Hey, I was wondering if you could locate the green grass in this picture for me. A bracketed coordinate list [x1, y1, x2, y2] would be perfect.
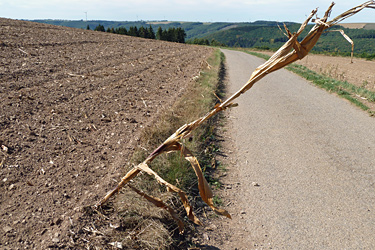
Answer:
[161, 50, 225, 187]
[212, 195, 223, 207]
[243, 50, 271, 61]
[286, 64, 373, 112]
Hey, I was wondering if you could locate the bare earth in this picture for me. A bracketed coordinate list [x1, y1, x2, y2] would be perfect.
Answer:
[339, 23, 367, 29]
[0, 18, 213, 249]
[198, 49, 375, 249]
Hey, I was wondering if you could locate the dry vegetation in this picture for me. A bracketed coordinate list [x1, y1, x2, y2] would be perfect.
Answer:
[98, 0, 375, 239]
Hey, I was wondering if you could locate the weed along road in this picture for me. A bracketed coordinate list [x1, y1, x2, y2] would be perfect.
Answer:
[213, 49, 375, 249]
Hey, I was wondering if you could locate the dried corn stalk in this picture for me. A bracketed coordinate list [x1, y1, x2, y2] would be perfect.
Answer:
[98, 1, 375, 233]
[326, 29, 355, 62]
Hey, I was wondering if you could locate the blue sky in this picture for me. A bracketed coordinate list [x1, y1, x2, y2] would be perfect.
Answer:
[0, 0, 374, 23]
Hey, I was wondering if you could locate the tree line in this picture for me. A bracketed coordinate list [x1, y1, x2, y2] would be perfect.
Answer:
[186, 38, 227, 47]
[90, 24, 186, 43]
[201, 24, 375, 59]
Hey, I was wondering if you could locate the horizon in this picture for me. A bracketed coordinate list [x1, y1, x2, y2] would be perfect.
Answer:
[10, 18, 375, 25]
[1, 1, 374, 24]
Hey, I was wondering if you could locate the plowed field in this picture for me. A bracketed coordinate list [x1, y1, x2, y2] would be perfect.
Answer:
[0, 18, 212, 249]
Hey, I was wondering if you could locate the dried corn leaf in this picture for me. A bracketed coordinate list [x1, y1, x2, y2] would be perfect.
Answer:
[136, 162, 203, 226]
[327, 29, 355, 62]
[99, 167, 141, 206]
[330, 30, 354, 47]
[181, 144, 231, 219]
[128, 184, 185, 233]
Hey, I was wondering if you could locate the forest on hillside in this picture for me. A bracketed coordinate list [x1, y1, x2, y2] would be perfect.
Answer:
[92, 24, 186, 43]
[203, 24, 375, 59]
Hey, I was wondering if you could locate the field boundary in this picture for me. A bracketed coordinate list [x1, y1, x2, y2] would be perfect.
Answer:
[97, 48, 227, 249]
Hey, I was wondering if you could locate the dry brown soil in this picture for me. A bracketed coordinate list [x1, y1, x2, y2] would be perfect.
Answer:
[0, 18, 213, 249]
[339, 23, 367, 29]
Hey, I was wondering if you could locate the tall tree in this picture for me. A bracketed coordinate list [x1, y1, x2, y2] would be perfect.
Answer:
[169, 28, 176, 42]
[148, 25, 156, 39]
[128, 26, 139, 37]
[156, 27, 163, 40]
[117, 27, 127, 35]
[94, 24, 105, 32]
[138, 26, 147, 38]
[176, 27, 186, 43]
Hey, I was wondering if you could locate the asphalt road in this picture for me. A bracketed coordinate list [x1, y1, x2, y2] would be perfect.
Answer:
[215, 49, 375, 249]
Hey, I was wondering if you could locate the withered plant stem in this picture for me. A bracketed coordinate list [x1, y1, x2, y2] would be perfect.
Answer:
[98, 1, 375, 233]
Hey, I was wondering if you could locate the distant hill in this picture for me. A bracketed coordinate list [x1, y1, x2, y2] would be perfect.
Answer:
[202, 23, 375, 59]
[31, 19, 375, 59]
[30, 19, 297, 39]
[30, 19, 237, 39]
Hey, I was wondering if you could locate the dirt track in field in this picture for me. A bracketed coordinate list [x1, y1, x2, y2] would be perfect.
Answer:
[0, 18, 213, 249]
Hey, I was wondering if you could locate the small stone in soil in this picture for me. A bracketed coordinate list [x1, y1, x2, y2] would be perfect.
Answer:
[52, 238, 60, 243]
[3, 226, 13, 233]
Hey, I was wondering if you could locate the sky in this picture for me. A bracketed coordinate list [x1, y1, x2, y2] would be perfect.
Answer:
[0, 0, 374, 23]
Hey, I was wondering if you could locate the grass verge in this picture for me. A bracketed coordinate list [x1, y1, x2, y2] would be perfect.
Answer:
[241, 49, 375, 116]
[108, 48, 226, 249]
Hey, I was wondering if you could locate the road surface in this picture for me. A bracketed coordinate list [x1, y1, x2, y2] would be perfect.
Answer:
[205, 49, 375, 249]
